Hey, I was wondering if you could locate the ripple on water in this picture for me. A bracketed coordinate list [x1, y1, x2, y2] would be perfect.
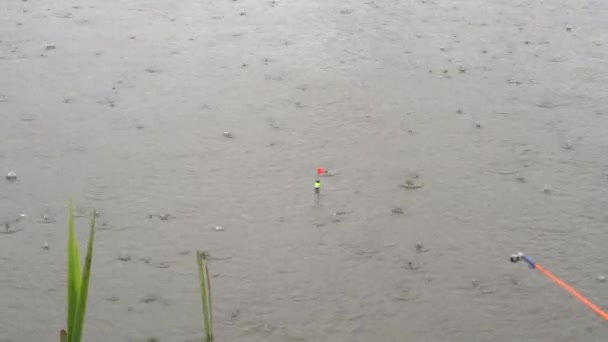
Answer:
[84, 187, 118, 201]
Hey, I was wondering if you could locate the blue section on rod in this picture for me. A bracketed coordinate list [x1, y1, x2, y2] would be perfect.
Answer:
[521, 255, 536, 269]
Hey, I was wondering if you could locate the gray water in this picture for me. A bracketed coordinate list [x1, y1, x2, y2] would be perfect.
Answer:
[1, 0, 608, 341]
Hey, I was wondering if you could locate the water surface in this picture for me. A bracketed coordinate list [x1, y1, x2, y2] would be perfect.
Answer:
[1, 0, 608, 341]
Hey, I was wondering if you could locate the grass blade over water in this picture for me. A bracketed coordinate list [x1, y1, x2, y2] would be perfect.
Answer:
[62, 202, 96, 342]
[65, 202, 80, 339]
[197, 251, 213, 342]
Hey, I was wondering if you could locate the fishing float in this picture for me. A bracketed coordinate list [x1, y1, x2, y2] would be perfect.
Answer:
[510, 252, 608, 321]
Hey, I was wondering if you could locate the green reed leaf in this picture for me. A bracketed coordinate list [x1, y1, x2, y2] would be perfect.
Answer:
[66, 201, 80, 340]
[197, 251, 213, 342]
[69, 210, 96, 342]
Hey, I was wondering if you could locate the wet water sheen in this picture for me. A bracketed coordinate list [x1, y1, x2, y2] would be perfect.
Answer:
[1, 0, 608, 341]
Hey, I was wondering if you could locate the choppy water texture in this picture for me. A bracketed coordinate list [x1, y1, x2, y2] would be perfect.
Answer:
[1, 0, 608, 341]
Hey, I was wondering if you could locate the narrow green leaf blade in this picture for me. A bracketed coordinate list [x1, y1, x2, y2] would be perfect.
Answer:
[197, 251, 212, 342]
[70, 210, 96, 342]
[66, 201, 80, 338]
[205, 263, 213, 339]
[60, 329, 67, 342]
